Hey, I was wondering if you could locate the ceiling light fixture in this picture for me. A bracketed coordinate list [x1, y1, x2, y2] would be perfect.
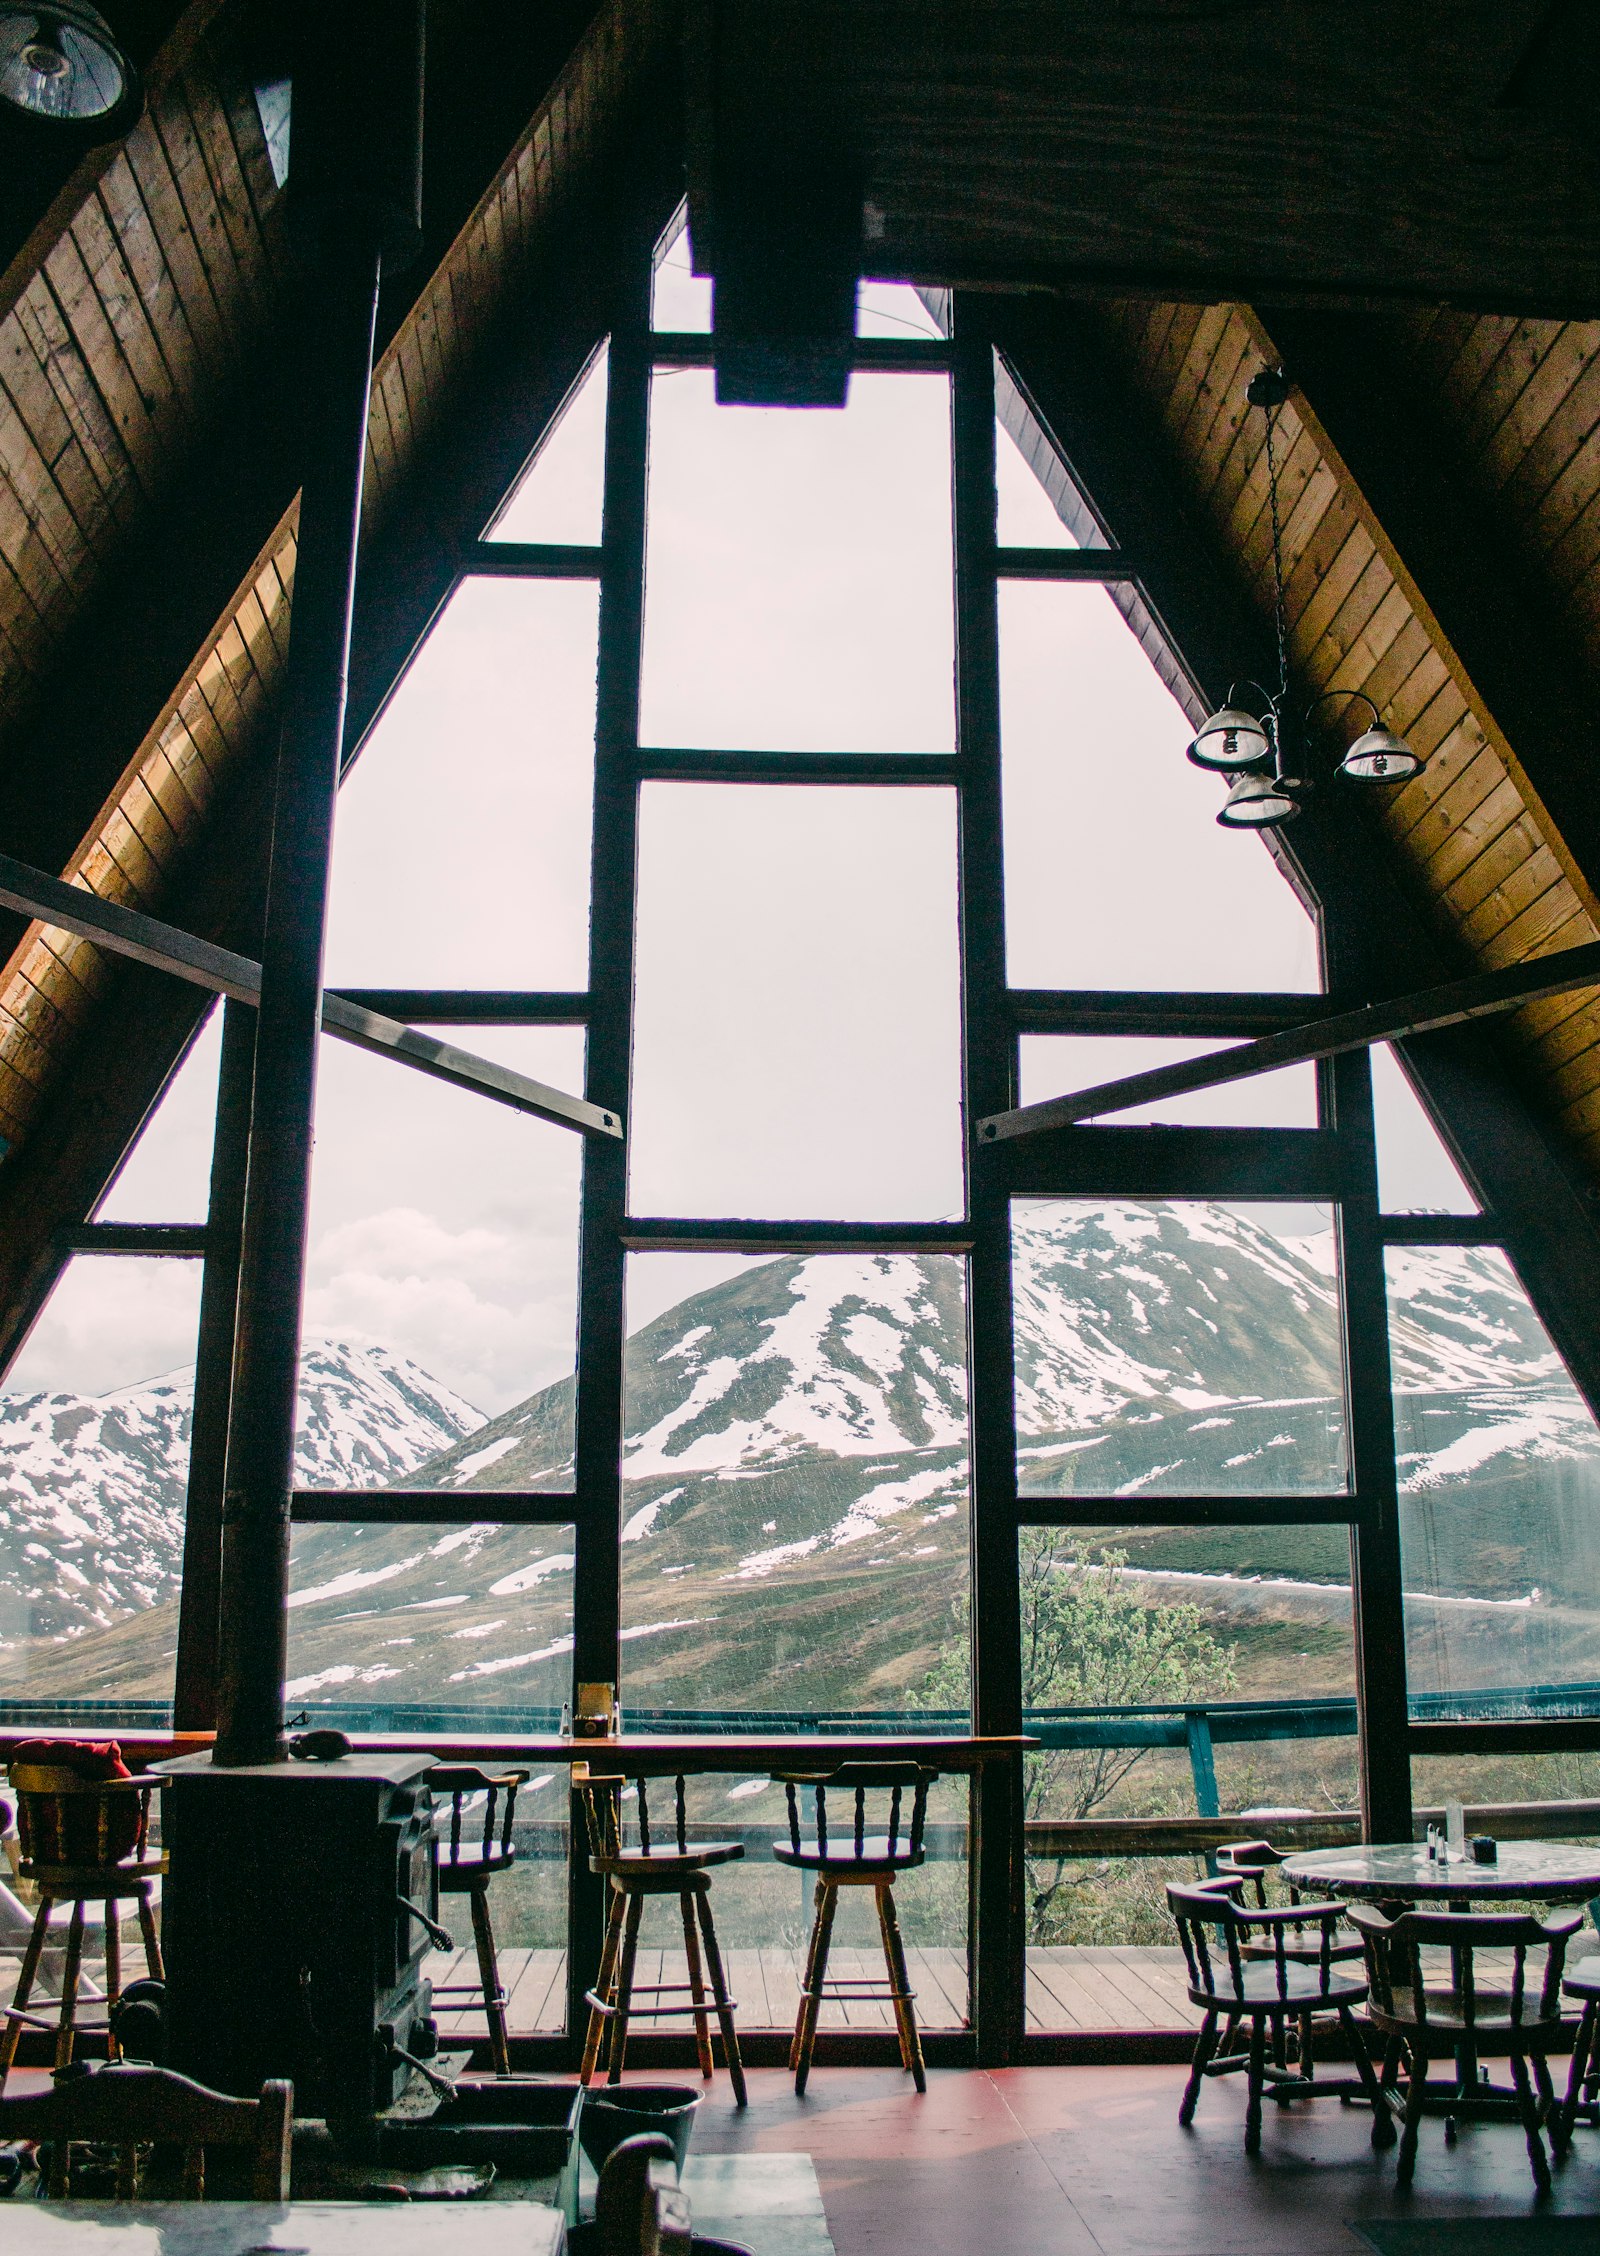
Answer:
[1186, 367, 1423, 830]
[0, 4, 139, 131]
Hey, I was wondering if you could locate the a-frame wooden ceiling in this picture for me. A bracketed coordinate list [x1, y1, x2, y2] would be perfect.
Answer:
[5, 0, 1600, 1371]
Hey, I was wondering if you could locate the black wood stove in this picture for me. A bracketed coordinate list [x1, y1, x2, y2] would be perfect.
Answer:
[156, 1752, 441, 2134]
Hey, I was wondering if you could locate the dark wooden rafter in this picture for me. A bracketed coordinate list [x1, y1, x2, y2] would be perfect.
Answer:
[0, 852, 617, 1136]
[986, 296, 1600, 1431]
[981, 937, 1600, 1140]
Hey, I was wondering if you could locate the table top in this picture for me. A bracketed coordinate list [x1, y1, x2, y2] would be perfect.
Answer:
[2, 2202, 564, 2256]
[1281, 1838, 1600, 1901]
[19, 1732, 1035, 1776]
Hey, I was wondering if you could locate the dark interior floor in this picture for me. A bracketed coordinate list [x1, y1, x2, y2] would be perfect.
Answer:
[688, 2065, 1600, 2256]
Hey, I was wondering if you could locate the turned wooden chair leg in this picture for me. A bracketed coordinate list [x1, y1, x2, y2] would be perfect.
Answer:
[680, 1890, 715, 2080]
[1397, 2040, 1430, 2186]
[54, 1901, 86, 2075]
[1244, 2016, 1267, 2155]
[1179, 2012, 1220, 2127]
[1510, 2051, 1552, 2194]
[606, 1891, 645, 2085]
[469, 1884, 512, 2077]
[0, 1895, 51, 2089]
[792, 1880, 838, 2098]
[103, 1904, 122, 2056]
[1557, 2000, 1597, 2155]
[876, 1881, 925, 2094]
[581, 1885, 627, 2085]
[135, 1885, 163, 1981]
[693, 1883, 747, 2107]
[1339, 2005, 1396, 2147]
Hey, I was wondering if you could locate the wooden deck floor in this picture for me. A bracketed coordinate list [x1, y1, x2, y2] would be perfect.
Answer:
[420, 1943, 1200, 2034]
[8, 1939, 1569, 2038]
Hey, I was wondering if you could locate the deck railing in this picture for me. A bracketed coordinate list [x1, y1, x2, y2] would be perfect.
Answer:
[4, 1687, 1600, 1863]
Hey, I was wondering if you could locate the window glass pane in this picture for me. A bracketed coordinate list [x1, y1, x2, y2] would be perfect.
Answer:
[855, 281, 943, 339]
[996, 422, 1079, 548]
[640, 372, 954, 753]
[652, 210, 711, 331]
[1013, 1199, 1347, 1497]
[287, 1520, 572, 2021]
[629, 786, 963, 1220]
[619, 1250, 969, 1716]
[285, 1523, 573, 1721]
[1373, 1042, 1478, 1215]
[0, 1255, 203, 1720]
[325, 580, 596, 989]
[1018, 1035, 1318, 1129]
[1388, 1245, 1600, 1711]
[1022, 1521, 1357, 2030]
[1000, 582, 1320, 991]
[95, 1007, 221, 1223]
[1410, 1752, 1600, 1840]
[618, 1249, 971, 2018]
[485, 348, 607, 545]
[297, 1027, 584, 1487]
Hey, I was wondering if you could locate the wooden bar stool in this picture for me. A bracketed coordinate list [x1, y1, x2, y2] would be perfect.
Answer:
[575, 1765, 747, 2104]
[0, 1747, 165, 2092]
[425, 1764, 530, 2077]
[772, 1763, 935, 2096]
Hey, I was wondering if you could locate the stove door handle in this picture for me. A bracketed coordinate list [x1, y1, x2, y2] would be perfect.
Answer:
[396, 1893, 454, 1951]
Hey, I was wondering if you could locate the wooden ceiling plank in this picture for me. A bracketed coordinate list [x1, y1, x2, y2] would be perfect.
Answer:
[206, 36, 282, 255]
[1425, 782, 1532, 907]
[1458, 844, 1573, 955]
[117, 766, 185, 874]
[0, 399, 76, 617]
[1453, 317, 1558, 463]
[1535, 1023, 1600, 1108]
[1305, 550, 1394, 682]
[0, 310, 111, 566]
[1398, 724, 1503, 842]
[1144, 302, 1207, 408]
[1522, 990, 1600, 1067]
[1474, 883, 1589, 968]
[1346, 607, 1434, 723]
[22, 271, 140, 529]
[93, 159, 202, 411]
[1287, 518, 1374, 662]
[67, 200, 186, 472]
[122, 113, 230, 385]
[180, 63, 271, 300]
[1477, 323, 1600, 491]
[43, 233, 167, 499]
[1171, 306, 1246, 462]
[1502, 351, 1600, 529]
[141, 733, 209, 834]
[149, 79, 248, 356]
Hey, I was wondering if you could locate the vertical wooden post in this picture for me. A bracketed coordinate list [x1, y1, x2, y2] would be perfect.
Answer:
[213, 237, 384, 1766]
[568, 273, 652, 2036]
[172, 998, 256, 1734]
[1327, 1044, 1413, 1842]
[951, 300, 1026, 2062]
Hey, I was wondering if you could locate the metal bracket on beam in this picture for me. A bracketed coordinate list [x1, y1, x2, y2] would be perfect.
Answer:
[0, 852, 621, 1141]
[978, 938, 1600, 1145]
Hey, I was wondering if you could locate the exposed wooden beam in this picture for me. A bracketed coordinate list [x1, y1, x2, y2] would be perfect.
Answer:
[982, 939, 1600, 1142]
[0, 853, 618, 1139]
[59, 1224, 209, 1256]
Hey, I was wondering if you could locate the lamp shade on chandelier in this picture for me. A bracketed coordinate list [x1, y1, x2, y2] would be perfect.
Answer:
[1185, 368, 1422, 829]
[0, 4, 139, 129]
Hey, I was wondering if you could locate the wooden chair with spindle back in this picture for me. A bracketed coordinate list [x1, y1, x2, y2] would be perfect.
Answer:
[1212, 1836, 1370, 2088]
[1349, 1901, 1580, 2191]
[424, 1764, 530, 2076]
[771, 1763, 935, 2095]
[1167, 1879, 1391, 2154]
[0, 1748, 166, 2092]
[575, 1765, 747, 2103]
[0, 2061, 292, 2200]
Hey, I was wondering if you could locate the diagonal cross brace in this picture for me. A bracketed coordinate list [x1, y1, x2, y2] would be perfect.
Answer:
[977, 938, 1600, 1144]
[0, 851, 620, 1140]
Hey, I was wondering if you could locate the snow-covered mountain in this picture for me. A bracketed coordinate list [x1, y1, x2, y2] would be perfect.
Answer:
[8, 1207, 1600, 1710]
[0, 1340, 482, 1658]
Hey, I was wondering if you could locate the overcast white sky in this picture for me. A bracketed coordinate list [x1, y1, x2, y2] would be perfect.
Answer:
[4, 234, 1475, 1405]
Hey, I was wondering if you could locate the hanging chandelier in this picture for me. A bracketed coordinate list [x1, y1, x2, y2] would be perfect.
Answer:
[1186, 366, 1423, 830]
